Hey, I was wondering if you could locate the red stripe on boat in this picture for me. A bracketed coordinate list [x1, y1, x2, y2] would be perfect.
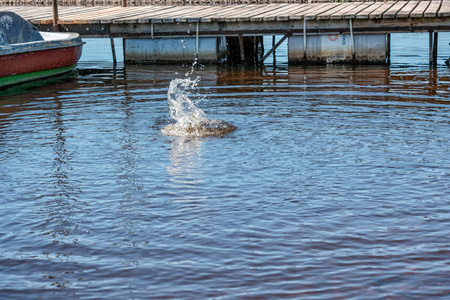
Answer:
[0, 45, 83, 77]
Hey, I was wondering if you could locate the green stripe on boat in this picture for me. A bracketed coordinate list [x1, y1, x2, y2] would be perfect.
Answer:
[0, 64, 77, 88]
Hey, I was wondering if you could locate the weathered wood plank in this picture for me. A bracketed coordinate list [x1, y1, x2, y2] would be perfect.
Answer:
[194, 6, 239, 22]
[109, 7, 158, 24]
[229, 4, 278, 22]
[249, 4, 296, 22]
[356, 2, 385, 19]
[344, 2, 376, 19]
[58, 7, 120, 24]
[263, 4, 303, 22]
[135, 6, 181, 22]
[225, 4, 281, 22]
[25, 9, 58, 24]
[11, 7, 52, 20]
[316, 2, 352, 20]
[424, 0, 441, 17]
[369, 1, 397, 19]
[3, 2, 450, 36]
[290, 3, 337, 20]
[277, 4, 309, 21]
[112, 7, 169, 24]
[182, 6, 238, 23]
[57, 7, 108, 24]
[139, 6, 193, 23]
[107, 6, 172, 24]
[438, 0, 450, 17]
[283, 4, 317, 21]
[305, 3, 340, 21]
[60, 7, 125, 24]
[152, 6, 202, 23]
[160, 6, 213, 23]
[205, 5, 248, 22]
[410, 1, 431, 18]
[270, 4, 307, 22]
[195, 6, 235, 23]
[396, 1, 419, 18]
[96, 7, 162, 24]
[383, 1, 408, 19]
[330, 2, 362, 20]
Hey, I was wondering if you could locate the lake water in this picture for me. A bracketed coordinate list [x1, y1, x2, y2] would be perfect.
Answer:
[1, 33, 450, 299]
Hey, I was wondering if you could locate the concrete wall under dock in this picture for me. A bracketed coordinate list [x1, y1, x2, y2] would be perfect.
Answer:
[289, 34, 389, 65]
[124, 37, 227, 64]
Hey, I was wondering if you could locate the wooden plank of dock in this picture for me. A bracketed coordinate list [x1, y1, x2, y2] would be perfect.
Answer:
[331, 2, 365, 20]
[344, 2, 376, 19]
[136, 6, 189, 23]
[202, 5, 248, 22]
[59, 7, 125, 24]
[396, 1, 419, 18]
[316, 2, 350, 20]
[305, 3, 340, 21]
[277, 4, 309, 21]
[225, 4, 283, 22]
[250, 4, 300, 22]
[438, 0, 450, 17]
[263, 4, 304, 22]
[356, 2, 386, 19]
[369, 1, 397, 19]
[424, 0, 442, 17]
[383, 1, 408, 19]
[2, 1, 450, 38]
[410, 1, 431, 18]
[189, 6, 238, 23]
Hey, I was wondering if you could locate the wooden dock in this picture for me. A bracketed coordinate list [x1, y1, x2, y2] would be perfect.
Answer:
[2, 1, 450, 37]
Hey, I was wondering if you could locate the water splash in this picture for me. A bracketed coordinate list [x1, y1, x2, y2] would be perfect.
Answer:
[161, 76, 235, 137]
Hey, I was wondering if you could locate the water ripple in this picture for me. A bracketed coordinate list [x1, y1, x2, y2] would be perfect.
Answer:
[1, 59, 450, 299]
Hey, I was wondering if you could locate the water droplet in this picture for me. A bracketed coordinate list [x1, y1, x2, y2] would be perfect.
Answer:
[161, 77, 235, 137]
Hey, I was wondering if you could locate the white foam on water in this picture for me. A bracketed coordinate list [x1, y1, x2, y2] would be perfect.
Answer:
[161, 76, 235, 137]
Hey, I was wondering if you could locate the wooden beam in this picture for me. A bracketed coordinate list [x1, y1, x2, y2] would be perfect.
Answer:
[260, 33, 290, 65]
[238, 35, 245, 64]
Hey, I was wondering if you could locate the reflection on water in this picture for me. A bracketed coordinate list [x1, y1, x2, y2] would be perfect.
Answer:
[167, 137, 204, 192]
[1, 38, 450, 298]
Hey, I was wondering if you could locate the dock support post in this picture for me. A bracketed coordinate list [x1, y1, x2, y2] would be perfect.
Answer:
[260, 37, 264, 60]
[110, 37, 117, 65]
[386, 33, 391, 64]
[303, 19, 307, 60]
[239, 35, 245, 64]
[151, 21, 154, 39]
[52, 0, 59, 31]
[433, 32, 438, 64]
[429, 31, 432, 64]
[349, 19, 355, 61]
[429, 31, 438, 65]
[272, 35, 276, 57]
[196, 22, 200, 61]
[254, 36, 259, 65]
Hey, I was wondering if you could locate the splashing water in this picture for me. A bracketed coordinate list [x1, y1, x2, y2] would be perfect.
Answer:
[161, 76, 235, 137]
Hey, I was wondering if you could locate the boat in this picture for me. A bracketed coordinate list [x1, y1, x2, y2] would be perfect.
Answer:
[0, 11, 84, 88]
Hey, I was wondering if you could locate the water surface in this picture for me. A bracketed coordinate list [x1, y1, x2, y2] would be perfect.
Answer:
[1, 34, 450, 299]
